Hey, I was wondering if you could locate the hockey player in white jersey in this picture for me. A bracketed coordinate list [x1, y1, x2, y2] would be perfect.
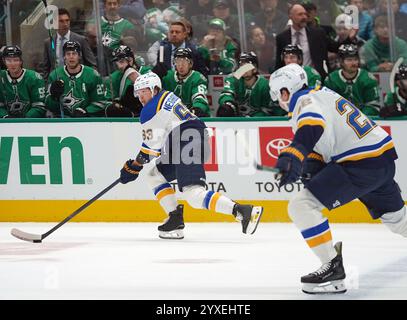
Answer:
[119, 72, 263, 239]
[269, 64, 406, 294]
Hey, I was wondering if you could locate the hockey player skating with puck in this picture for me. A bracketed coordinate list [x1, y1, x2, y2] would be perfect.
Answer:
[119, 72, 263, 239]
[269, 64, 406, 294]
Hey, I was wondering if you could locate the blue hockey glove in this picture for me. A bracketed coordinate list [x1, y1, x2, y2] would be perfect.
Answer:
[301, 153, 326, 186]
[120, 159, 143, 184]
[275, 143, 307, 187]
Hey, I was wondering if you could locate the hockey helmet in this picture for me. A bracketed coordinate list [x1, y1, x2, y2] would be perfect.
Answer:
[281, 44, 303, 62]
[133, 72, 162, 97]
[396, 64, 407, 81]
[63, 41, 81, 55]
[2, 45, 22, 59]
[238, 51, 258, 68]
[269, 64, 308, 111]
[112, 45, 134, 62]
[338, 44, 359, 60]
[174, 47, 193, 62]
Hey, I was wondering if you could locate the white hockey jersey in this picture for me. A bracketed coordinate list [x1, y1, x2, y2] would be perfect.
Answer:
[138, 90, 203, 159]
[288, 86, 396, 164]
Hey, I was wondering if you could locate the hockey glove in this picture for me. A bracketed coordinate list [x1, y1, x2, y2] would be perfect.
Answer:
[301, 153, 326, 186]
[50, 80, 65, 100]
[120, 159, 143, 184]
[275, 143, 307, 187]
[216, 101, 238, 117]
[190, 107, 209, 117]
[72, 107, 88, 118]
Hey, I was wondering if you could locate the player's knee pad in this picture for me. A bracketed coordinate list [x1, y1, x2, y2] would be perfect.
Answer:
[288, 188, 325, 229]
[380, 206, 407, 237]
[182, 185, 207, 209]
[143, 163, 168, 189]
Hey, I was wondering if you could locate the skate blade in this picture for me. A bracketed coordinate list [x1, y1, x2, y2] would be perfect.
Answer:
[302, 280, 347, 294]
[159, 229, 184, 240]
[245, 206, 264, 235]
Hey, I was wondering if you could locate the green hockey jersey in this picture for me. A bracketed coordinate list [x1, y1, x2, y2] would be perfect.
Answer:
[304, 65, 322, 87]
[107, 65, 151, 100]
[384, 86, 407, 112]
[101, 17, 135, 50]
[162, 69, 210, 116]
[0, 69, 46, 118]
[198, 39, 237, 75]
[324, 68, 380, 115]
[218, 75, 275, 117]
[46, 65, 108, 117]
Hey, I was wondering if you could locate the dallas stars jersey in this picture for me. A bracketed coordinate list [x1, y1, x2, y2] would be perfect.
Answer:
[289, 86, 397, 166]
[324, 68, 380, 116]
[162, 70, 210, 116]
[107, 65, 151, 100]
[101, 17, 135, 50]
[0, 69, 46, 118]
[138, 90, 206, 161]
[218, 75, 272, 116]
[46, 65, 107, 117]
[384, 86, 407, 111]
[304, 65, 321, 87]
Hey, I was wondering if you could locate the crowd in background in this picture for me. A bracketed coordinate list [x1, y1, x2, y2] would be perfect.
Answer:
[1, 0, 407, 118]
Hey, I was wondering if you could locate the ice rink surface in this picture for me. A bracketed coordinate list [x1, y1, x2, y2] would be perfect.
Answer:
[1, 222, 407, 300]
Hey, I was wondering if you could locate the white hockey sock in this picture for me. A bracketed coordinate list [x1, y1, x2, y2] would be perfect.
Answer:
[288, 189, 337, 264]
[182, 186, 235, 215]
[153, 183, 178, 214]
[380, 206, 407, 237]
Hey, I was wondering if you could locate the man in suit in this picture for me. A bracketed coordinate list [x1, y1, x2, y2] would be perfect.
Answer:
[41, 8, 96, 80]
[275, 4, 355, 79]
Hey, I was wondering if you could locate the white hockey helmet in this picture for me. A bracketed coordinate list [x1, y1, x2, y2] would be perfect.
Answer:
[269, 64, 308, 111]
[133, 72, 162, 97]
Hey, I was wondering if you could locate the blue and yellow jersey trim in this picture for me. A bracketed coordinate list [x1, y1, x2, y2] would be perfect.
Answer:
[154, 183, 175, 201]
[203, 191, 221, 211]
[140, 142, 161, 157]
[296, 112, 326, 129]
[140, 90, 171, 124]
[332, 136, 395, 163]
[288, 85, 321, 113]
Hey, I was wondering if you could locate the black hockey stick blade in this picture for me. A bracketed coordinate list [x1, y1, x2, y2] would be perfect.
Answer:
[11, 228, 43, 243]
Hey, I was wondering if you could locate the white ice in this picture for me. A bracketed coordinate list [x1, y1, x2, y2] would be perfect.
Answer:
[1, 222, 407, 300]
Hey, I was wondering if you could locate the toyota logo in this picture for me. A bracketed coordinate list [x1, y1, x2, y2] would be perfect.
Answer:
[266, 138, 292, 159]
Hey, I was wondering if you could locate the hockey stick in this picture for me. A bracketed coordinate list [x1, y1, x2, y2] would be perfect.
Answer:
[11, 178, 121, 243]
[390, 57, 403, 112]
[42, 0, 64, 118]
[234, 129, 281, 174]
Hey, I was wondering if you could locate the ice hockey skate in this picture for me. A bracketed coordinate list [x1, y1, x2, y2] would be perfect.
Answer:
[232, 204, 263, 234]
[158, 204, 185, 239]
[301, 242, 346, 294]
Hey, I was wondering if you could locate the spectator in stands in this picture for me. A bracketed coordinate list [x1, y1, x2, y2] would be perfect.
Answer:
[380, 63, 407, 117]
[40, 8, 96, 80]
[188, 0, 214, 41]
[147, 21, 208, 77]
[0, 45, 46, 118]
[252, 0, 289, 38]
[302, 1, 336, 40]
[275, 3, 348, 79]
[217, 52, 277, 117]
[374, 0, 407, 41]
[45, 41, 107, 118]
[281, 44, 321, 87]
[360, 15, 407, 72]
[328, 13, 366, 70]
[118, 0, 146, 21]
[349, 0, 374, 41]
[248, 25, 275, 74]
[162, 48, 210, 117]
[325, 44, 381, 116]
[198, 18, 238, 75]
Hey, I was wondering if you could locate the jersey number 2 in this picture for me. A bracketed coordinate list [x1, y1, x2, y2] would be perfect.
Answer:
[335, 97, 375, 138]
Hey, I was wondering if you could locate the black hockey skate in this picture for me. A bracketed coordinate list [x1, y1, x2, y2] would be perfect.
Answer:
[158, 204, 185, 239]
[232, 204, 264, 234]
[301, 242, 346, 294]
